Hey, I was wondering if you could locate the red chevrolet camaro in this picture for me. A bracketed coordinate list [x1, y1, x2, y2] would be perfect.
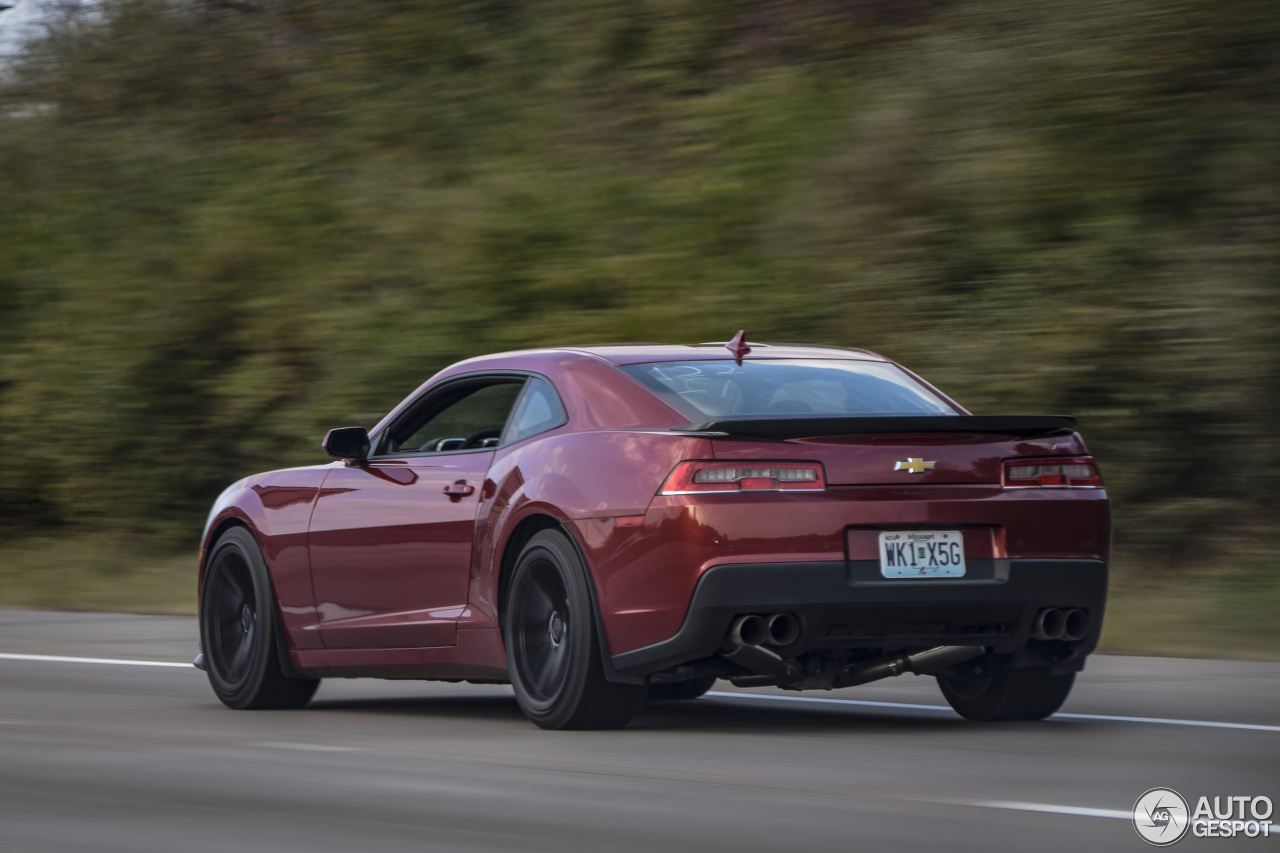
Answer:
[196, 335, 1109, 729]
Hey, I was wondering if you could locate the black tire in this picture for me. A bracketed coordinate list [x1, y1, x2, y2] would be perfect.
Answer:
[937, 660, 1075, 721]
[200, 527, 320, 710]
[646, 676, 717, 702]
[504, 530, 647, 730]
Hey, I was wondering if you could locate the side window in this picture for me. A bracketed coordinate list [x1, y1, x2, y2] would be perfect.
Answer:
[502, 376, 568, 445]
[382, 380, 525, 455]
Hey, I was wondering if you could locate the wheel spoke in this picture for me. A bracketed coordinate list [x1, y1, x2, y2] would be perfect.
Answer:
[527, 646, 553, 690]
[543, 644, 566, 687]
[521, 626, 551, 684]
[217, 609, 241, 639]
[526, 575, 556, 619]
[215, 577, 241, 616]
[227, 629, 252, 676]
[226, 566, 253, 608]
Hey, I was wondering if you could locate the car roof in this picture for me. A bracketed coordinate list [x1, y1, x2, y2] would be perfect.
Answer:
[373, 341, 921, 438]
[540, 342, 889, 366]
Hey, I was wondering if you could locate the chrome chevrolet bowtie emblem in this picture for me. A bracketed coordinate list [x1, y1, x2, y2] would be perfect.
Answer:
[894, 457, 936, 474]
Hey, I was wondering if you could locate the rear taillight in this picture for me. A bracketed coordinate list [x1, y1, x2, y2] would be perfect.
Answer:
[659, 461, 827, 495]
[1002, 456, 1103, 488]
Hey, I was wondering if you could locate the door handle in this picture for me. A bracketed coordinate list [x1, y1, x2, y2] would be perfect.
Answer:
[443, 480, 475, 497]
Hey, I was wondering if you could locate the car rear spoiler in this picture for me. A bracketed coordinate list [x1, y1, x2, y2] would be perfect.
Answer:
[668, 415, 1078, 440]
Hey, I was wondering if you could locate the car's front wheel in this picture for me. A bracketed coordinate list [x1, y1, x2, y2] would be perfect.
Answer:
[200, 527, 320, 710]
[504, 530, 647, 730]
[937, 659, 1074, 721]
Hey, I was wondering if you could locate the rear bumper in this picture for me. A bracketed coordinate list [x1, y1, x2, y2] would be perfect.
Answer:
[610, 559, 1107, 675]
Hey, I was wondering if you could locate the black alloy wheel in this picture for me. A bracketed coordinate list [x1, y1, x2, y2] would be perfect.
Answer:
[937, 657, 1075, 721]
[208, 549, 256, 684]
[504, 530, 647, 730]
[200, 527, 319, 710]
[509, 556, 572, 706]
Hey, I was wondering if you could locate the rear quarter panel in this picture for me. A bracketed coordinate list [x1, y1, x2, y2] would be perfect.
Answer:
[478, 431, 714, 648]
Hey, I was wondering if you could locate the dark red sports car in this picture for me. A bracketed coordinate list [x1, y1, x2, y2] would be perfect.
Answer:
[196, 335, 1109, 729]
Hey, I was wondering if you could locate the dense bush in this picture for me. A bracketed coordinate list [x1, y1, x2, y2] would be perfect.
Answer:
[1, 0, 1276, 566]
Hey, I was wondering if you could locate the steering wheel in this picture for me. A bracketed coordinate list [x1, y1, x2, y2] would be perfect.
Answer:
[462, 428, 502, 449]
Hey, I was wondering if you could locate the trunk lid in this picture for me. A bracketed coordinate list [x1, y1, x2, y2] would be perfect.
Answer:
[700, 417, 1082, 486]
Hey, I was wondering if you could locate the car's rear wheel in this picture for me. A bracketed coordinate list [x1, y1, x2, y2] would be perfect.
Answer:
[646, 676, 718, 702]
[504, 530, 647, 730]
[200, 527, 319, 710]
[937, 660, 1075, 721]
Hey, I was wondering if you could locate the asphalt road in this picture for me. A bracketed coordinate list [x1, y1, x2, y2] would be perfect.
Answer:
[0, 609, 1276, 853]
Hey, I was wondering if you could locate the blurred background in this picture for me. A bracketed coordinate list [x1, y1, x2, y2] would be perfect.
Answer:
[0, 0, 1276, 656]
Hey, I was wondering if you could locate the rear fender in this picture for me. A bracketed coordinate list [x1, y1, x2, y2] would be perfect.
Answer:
[487, 503, 645, 685]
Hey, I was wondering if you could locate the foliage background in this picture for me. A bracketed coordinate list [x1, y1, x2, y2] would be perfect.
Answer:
[0, 0, 1276, 653]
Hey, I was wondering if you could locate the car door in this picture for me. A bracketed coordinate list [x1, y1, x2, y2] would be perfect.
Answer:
[308, 376, 527, 649]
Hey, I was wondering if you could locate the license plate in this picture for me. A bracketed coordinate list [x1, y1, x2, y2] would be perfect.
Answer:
[878, 531, 965, 578]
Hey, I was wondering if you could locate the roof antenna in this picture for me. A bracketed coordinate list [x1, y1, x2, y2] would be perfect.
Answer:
[724, 330, 751, 365]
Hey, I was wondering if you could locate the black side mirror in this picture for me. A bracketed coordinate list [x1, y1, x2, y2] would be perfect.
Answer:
[322, 427, 370, 462]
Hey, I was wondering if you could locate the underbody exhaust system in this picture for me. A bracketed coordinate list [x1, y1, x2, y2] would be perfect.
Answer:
[1032, 607, 1090, 641]
[720, 614, 985, 688]
[838, 645, 986, 687]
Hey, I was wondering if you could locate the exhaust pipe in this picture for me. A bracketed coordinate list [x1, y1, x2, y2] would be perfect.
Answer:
[765, 613, 800, 647]
[727, 614, 768, 647]
[1032, 608, 1066, 640]
[841, 645, 985, 687]
[1062, 608, 1090, 642]
[721, 615, 798, 678]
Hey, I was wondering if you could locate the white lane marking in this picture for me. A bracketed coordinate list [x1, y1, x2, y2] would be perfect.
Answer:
[970, 800, 1131, 820]
[966, 801, 1280, 839]
[708, 691, 950, 713]
[705, 691, 1280, 733]
[3, 656, 1276, 734]
[0, 652, 194, 668]
[1053, 710, 1280, 732]
[253, 742, 362, 753]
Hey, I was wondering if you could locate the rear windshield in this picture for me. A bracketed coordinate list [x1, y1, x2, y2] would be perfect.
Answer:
[620, 359, 957, 420]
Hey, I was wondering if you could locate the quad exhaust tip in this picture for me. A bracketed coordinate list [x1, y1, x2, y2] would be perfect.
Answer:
[766, 613, 801, 647]
[1062, 608, 1090, 642]
[722, 615, 797, 679]
[1033, 608, 1066, 640]
[1033, 607, 1089, 641]
[727, 614, 769, 648]
[727, 613, 801, 649]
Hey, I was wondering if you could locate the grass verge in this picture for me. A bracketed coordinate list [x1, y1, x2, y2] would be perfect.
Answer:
[1101, 556, 1280, 661]
[0, 534, 196, 616]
